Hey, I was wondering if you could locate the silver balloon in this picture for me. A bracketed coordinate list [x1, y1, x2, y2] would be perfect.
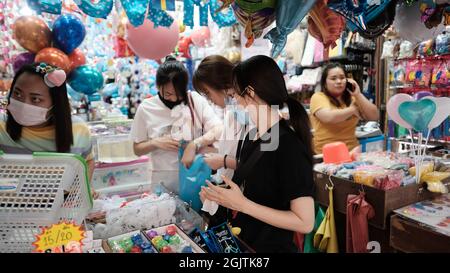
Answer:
[393, 2, 445, 45]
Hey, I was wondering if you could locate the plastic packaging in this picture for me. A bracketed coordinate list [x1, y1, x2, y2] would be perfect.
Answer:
[398, 40, 414, 59]
[435, 31, 450, 55]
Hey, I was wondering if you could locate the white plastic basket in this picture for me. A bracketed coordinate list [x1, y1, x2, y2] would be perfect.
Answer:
[0, 151, 93, 253]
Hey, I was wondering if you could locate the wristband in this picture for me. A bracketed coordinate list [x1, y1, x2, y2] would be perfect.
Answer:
[224, 154, 228, 169]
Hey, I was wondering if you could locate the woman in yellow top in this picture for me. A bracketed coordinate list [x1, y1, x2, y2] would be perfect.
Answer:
[310, 63, 379, 154]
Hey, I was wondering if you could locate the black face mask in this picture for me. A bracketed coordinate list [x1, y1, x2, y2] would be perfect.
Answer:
[158, 92, 183, 109]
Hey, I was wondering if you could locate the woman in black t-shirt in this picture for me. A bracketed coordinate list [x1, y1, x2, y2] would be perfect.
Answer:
[200, 55, 315, 252]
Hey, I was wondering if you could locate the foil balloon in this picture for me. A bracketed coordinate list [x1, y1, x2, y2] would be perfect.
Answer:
[68, 65, 104, 95]
[178, 36, 192, 58]
[68, 48, 86, 72]
[13, 52, 36, 74]
[232, 3, 276, 48]
[126, 19, 179, 60]
[67, 83, 84, 101]
[120, 0, 149, 27]
[308, 0, 345, 51]
[52, 14, 86, 54]
[191, 27, 210, 47]
[264, 0, 317, 58]
[235, 0, 277, 13]
[148, 8, 174, 28]
[386, 93, 414, 129]
[26, 0, 62, 14]
[184, 0, 209, 27]
[73, 0, 113, 19]
[423, 97, 450, 130]
[393, 1, 445, 44]
[413, 91, 433, 100]
[113, 37, 135, 58]
[35, 47, 71, 73]
[13, 16, 52, 53]
[209, 0, 237, 28]
[399, 99, 436, 132]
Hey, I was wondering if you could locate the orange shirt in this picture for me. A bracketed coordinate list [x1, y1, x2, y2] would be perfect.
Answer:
[310, 92, 359, 154]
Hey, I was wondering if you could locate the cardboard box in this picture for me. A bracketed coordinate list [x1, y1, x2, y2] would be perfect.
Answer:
[102, 230, 157, 253]
[143, 224, 205, 253]
[314, 171, 440, 229]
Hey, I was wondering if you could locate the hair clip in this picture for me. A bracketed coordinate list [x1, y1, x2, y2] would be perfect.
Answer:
[36, 63, 66, 88]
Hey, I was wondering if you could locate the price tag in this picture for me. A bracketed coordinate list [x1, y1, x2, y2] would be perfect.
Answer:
[33, 222, 85, 253]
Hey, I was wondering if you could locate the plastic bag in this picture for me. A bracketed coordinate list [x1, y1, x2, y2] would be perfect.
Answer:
[398, 40, 414, 59]
[179, 147, 212, 212]
[381, 40, 394, 59]
[418, 39, 435, 57]
[436, 31, 450, 55]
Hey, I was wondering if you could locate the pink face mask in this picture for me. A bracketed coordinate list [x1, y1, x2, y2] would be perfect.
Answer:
[7, 98, 52, 126]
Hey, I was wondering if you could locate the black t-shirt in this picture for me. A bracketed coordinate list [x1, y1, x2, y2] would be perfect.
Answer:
[231, 120, 315, 253]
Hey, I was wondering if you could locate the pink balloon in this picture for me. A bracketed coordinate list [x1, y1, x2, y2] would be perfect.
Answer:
[387, 93, 413, 129]
[191, 27, 210, 47]
[126, 19, 179, 60]
[422, 97, 450, 129]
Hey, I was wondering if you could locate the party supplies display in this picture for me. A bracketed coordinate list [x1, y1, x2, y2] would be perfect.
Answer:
[107, 230, 157, 253]
[144, 224, 205, 253]
[436, 31, 450, 55]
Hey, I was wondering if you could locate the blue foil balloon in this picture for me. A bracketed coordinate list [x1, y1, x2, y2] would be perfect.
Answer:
[74, 0, 113, 19]
[102, 83, 119, 97]
[264, 0, 317, 58]
[209, 0, 236, 28]
[67, 84, 84, 101]
[27, 0, 61, 14]
[68, 65, 104, 95]
[148, 8, 174, 28]
[52, 14, 86, 54]
[88, 93, 102, 102]
[399, 99, 436, 132]
[120, 0, 149, 27]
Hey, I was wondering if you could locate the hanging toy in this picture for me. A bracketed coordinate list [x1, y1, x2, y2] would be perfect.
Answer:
[232, 2, 276, 48]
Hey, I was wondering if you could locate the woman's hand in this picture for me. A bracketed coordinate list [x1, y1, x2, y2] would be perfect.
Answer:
[347, 78, 361, 97]
[153, 136, 180, 151]
[181, 141, 197, 168]
[349, 101, 362, 120]
[199, 175, 249, 212]
[203, 153, 225, 170]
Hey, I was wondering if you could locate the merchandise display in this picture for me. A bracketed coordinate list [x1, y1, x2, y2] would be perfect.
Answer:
[0, 0, 449, 255]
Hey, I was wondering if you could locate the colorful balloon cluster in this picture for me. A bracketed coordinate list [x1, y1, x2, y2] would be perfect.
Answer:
[12, 14, 104, 96]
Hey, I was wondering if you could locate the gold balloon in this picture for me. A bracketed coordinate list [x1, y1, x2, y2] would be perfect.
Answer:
[13, 16, 52, 53]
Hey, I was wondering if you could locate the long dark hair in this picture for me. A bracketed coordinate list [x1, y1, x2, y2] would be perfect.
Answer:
[6, 63, 73, 152]
[232, 55, 313, 164]
[192, 55, 234, 94]
[156, 56, 189, 104]
[320, 62, 352, 108]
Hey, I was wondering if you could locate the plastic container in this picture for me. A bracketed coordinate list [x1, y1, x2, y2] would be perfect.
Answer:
[359, 135, 385, 153]
[91, 156, 150, 196]
[322, 142, 352, 164]
[0, 152, 93, 253]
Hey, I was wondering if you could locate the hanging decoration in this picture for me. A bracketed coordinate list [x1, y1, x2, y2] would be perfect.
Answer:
[26, 0, 62, 15]
[52, 14, 86, 54]
[148, 8, 174, 28]
[264, 0, 317, 58]
[232, 2, 276, 48]
[151, 0, 176, 11]
[210, 0, 236, 27]
[72, 0, 114, 19]
[120, 0, 149, 27]
[184, 0, 209, 27]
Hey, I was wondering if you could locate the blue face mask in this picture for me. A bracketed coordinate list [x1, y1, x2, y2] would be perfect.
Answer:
[225, 97, 250, 125]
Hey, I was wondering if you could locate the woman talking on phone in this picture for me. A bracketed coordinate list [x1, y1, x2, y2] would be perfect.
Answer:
[310, 63, 379, 154]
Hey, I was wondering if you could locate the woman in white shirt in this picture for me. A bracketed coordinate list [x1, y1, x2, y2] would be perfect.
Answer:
[192, 55, 249, 184]
[131, 56, 222, 193]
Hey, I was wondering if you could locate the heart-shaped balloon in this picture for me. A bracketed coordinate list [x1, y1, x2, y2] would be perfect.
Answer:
[399, 99, 437, 132]
[386, 93, 413, 129]
[422, 97, 450, 130]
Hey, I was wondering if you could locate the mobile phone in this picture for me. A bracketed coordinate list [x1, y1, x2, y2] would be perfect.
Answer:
[346, 81, 355, 93]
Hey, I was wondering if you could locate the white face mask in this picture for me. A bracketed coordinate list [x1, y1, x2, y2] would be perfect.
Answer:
[7, 98, 52, 126]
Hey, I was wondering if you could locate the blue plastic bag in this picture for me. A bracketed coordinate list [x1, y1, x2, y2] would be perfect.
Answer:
[178, 147, 212, 212]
